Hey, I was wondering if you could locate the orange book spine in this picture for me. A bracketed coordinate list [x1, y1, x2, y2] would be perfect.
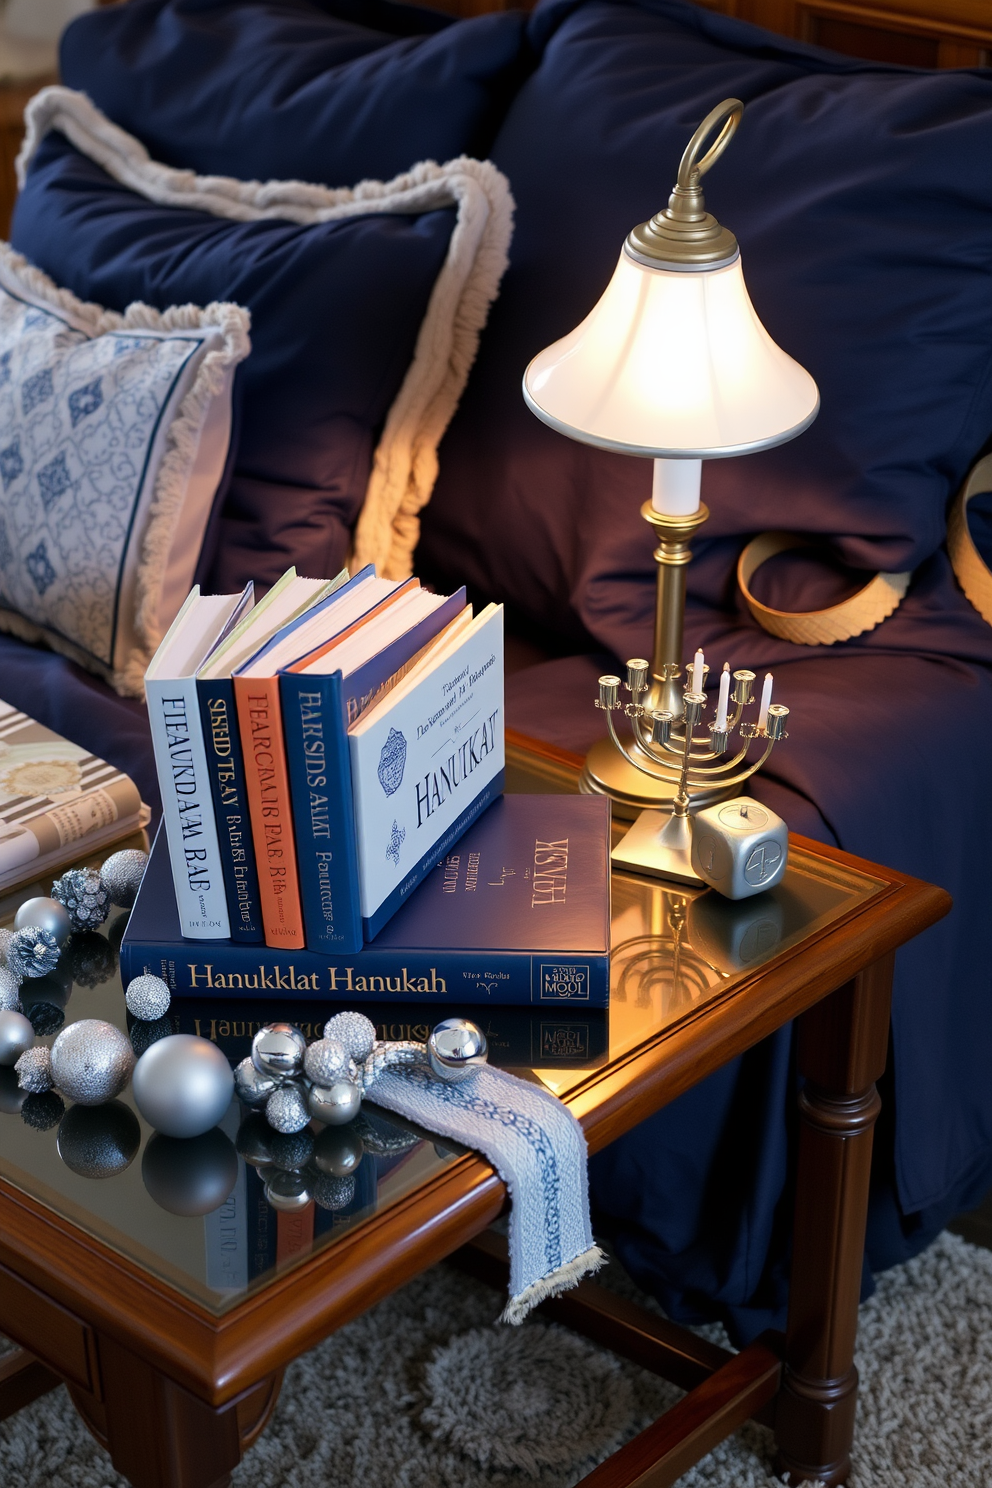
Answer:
[276, 1204, 314, 1267]
[234, 674, 305, 949]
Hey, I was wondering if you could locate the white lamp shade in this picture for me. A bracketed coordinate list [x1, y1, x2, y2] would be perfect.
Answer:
[523, 250, 819, 459]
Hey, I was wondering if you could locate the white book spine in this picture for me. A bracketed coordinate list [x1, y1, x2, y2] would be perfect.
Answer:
[350, 608, 505, 925]
[146, 677, 231, 938]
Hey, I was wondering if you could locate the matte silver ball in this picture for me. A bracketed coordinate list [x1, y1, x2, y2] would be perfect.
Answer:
[323, 1011, 376, 1064]
[312, 1124, 364, 1177]
[427, 1019, 488, 1084]
[100, 849, 148, 909]
[142, 1130, 239, 1217]
[50, 1019, 134, 1105]
[264, 1168, 311, 1211]
[15, 897, 71, 946]
[132, 1034, 234, 1138]
[265, 1082, 311, 1134]
[252, 1023, 306, 1080]
[125, 975, 171, 1022]
[304, 1037, 354, 1087]
[308, 1079, 362, 1127]
[0, 1009, 35, 1067]
[0, 967, 21, 1012]
[234, 1056, 278, 1107]
[57, 1101, 141, 1178]
[15, 1045, 52, 1093]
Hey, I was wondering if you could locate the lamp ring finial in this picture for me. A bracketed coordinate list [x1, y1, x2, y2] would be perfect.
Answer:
[677, 98, 744, 189]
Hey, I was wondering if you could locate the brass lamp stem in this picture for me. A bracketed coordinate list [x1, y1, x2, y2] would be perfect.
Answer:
[641, 500, 711, 718]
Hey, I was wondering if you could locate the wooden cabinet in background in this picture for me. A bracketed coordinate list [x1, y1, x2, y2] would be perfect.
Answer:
[0, 75, 56, 240]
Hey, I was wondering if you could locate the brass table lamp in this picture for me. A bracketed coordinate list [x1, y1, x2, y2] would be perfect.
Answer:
[522, 98, 819, 879]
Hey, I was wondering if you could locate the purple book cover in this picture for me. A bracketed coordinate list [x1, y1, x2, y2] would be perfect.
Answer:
[121, 795, 611, 1007]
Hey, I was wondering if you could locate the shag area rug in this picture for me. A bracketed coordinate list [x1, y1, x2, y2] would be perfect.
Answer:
[2, 1230, 989, 1487]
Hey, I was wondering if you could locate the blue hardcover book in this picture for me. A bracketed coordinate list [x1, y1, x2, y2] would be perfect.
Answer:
[121, 794, 611, 1007]
[281, 587, 467, 957]
[197, 676, 264, 944]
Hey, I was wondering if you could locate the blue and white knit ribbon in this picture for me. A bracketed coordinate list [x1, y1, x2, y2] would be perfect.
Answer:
[368, 1062, 604, 1322]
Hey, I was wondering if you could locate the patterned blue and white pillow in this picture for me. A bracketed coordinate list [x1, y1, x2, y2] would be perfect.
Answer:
[0, 245, 250, 696]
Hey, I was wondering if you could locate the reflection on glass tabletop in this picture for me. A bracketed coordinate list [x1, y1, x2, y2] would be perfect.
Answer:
[0, 797, 883, 1315]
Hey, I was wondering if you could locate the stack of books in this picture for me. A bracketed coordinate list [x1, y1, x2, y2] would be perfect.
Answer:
[127, 565, 612, 1010]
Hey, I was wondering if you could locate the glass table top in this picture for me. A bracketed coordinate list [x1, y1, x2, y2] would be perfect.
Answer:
[0, 757, 884, 1314]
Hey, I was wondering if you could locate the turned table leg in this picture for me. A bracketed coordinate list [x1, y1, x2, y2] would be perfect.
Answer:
[775, 954, 894, 1486]
[67, 1336, 283, 1488]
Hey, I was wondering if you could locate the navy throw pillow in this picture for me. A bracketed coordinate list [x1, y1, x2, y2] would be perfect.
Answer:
[418, 0, 992, 654]
[11, 130, 455, 593]
[59, 0, 529, 186]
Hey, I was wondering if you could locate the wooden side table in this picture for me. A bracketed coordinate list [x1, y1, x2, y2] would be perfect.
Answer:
[0, 731, 950, 1487]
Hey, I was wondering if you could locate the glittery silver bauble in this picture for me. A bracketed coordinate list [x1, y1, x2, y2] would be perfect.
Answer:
[265, 1082, 311, 1134]
[125, 975, 171, 1021]
[100, 849, 148, 909]
[7, 926, 60, 980]
[427, 1019, 488, 1084]
[0, 926, 13, 968]
[312, 1124, 364, 1177]
[0, 1009, 34, 1066]
[15, 896, 71, 946]
[57, 1101, 140, 1178]
[252, 1023, 307, 1080]
[323, 1010, 376, 1064]
[0, 967, 20, 1012]
[51, 868, 110, 932]
[50, 1019, 134, 1105]
[304, 1037, 354, 1088]
[236, 1113, 273, 1167]
[265, 1168, 312, 1211]
[142, 1130, 239, 1217]
[234, 1056, 278, 1108]
[308, 1079, 362, 1127]
[15, 1045, 52, 1093]
[21, 1090, 64, 1131]
[311, 1172, 356, 1212]
[268, 1127, 315, 1172]
[0, 1065, 26, 1115]
[132, 1034, 234, 1139]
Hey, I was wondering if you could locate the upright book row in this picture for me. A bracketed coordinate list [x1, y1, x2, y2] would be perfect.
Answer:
[144, 566, 505, 954]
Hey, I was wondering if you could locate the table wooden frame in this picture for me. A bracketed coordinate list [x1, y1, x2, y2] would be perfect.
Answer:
[0, 731, 950, 1488]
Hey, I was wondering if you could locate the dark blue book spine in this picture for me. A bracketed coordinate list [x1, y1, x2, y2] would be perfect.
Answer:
[121, 936, 609, 1008]
[196, 677, 264, 944]
[282, 671, 363, 956]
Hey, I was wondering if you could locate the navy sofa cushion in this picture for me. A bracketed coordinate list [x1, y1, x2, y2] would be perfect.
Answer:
[418, 0, 992, 649]
[59, 0, 529, 187]
[11, 131, 455, 593]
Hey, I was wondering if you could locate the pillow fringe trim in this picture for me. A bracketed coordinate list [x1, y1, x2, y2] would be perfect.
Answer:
[19, 86, 515, 581]
[0, 241, 251, 697]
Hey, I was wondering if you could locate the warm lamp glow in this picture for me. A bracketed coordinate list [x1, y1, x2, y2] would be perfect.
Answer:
[523, 249, 819, 460]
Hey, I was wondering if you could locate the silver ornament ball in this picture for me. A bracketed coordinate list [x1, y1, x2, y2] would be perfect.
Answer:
[304, 1037, 354, 1087]
[308, 1078, 362, 1127]
[0, 966, 21, 1012]
[236, 1113, 274, 1167]
[264, 1168, 311, 1211]
[312, 1124, 364, 1177]
[312, 1172, 356, 1212]
[142, 1130, 239, 1217]
[0, 1066, 26, 1115]
[132, 1034, 234, 1138]
[0, 1009, 35, 1067]
[265, 1082, 311, 1135]
[252, 1023, 306, 1080]
[0, 926, 13, 968]
[50, 1019, 134, 1105]
[100, 849, 148, 909]
[322, 1010, 376, 1064]
[56, 1100, 140, 1179]
[15, 897, 71, 946]
[15, 1045, 52, 1093]
[427, 1019, 488, 1084]
[125, 975, 171, 1022]
[234, 1056, 278, 1108]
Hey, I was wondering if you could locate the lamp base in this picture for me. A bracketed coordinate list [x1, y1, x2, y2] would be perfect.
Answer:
[610, 808, 704, 885]
[579, 737, 738, 821]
